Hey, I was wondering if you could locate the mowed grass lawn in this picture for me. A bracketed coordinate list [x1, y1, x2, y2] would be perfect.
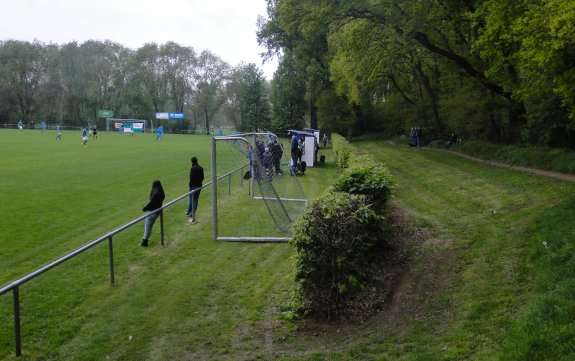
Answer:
[351, 140, 575, 361]
[0, 129, 337, 360]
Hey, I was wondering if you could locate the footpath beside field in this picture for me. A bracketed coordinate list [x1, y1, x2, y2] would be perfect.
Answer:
[441, 148, 575, 182]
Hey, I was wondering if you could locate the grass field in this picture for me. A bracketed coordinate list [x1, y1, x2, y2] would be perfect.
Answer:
[2, 131, 574, 360]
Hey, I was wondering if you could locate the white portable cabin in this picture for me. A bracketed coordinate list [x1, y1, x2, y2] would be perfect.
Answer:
[304, 128, 321, 145]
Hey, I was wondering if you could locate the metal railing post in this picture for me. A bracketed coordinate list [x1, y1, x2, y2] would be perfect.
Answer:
[211, 137, 218, 240]
[250, 134, 256, 198]
[13, 286, 21, 357]
[191, 190, 196, 223]
[108, 236, 115, 285]
[160, 212, 165, 246]
[228, 173, 232, 195]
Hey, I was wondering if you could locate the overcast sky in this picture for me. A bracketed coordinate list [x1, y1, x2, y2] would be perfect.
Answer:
[0, 0, 278, 79]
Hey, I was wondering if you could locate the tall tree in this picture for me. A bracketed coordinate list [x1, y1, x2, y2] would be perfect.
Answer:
[131, 43, 169, 114]
[238, 63, 271, 131]
[258, 0, 332, 131]
[0, 40, 46, 120]
[270, 53, 307, 134]
[190, 50, 229, 132]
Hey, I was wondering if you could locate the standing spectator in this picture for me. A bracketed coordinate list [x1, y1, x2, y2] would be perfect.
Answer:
[262, 146, 272, 176]
[187, 156, 204, 219]
[297, 137, 305, 163]
[18, 120, 23, 133]
[416, 127, 423, 147]
[409, 128, 417, 147]
[323, 133, 328, 148]
[246, 144, 253, 164]
[255, 139, 266, 179]
[314, 138, 320, 164]
[446, 133, 458, 149]
[55, 123, 62, 140]
[141, 180, 165, 247]
[81, 126, 89, 147]
[246, 144, 255, 178]
[290, 135, 299, 173]
[270, 139, 283, 175]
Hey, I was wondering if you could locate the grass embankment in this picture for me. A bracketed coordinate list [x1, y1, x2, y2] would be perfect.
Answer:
[1, 131, 574, 360]
[351, 140, 575, 360]
[410, 135, 575, 175]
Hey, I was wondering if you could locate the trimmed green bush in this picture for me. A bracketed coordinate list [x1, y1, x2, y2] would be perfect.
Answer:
[290, 191, 383, 320]
[290, 134, 394, 319]
[332, 165, 393, 215]
[331, 133, 352, 168]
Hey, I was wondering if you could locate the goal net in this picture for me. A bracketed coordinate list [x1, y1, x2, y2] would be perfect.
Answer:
[210, 133, 307, 242]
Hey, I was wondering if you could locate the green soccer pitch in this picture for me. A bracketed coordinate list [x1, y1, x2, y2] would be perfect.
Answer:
[0, 129, 212, 284]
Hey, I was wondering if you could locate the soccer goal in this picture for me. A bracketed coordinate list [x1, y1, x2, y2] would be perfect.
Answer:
[211, 133, 308, 242]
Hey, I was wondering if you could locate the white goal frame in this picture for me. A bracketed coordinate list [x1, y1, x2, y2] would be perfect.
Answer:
[211, 134, 307, 243]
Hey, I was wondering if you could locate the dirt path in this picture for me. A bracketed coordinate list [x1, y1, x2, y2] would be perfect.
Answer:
[441, 149, 575, 182]
[387, 140, 575, 182]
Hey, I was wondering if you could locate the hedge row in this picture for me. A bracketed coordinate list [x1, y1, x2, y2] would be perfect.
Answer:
[290, 133, 393, 320]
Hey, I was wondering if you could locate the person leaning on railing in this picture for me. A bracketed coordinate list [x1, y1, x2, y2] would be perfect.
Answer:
[141, 180, 165, 247]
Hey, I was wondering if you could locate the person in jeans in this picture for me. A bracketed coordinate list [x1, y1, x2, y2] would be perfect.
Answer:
[187, 156, 204, 219]
[141, 180, 166, 247]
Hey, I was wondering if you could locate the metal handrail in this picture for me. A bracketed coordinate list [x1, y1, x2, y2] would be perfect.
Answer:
[0, 164, 247, 357]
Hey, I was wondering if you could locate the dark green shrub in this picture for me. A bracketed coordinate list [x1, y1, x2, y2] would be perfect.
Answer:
[331, 134, 352, 168]
[332, 165, 393, 215]
[290, 192, 383, 320]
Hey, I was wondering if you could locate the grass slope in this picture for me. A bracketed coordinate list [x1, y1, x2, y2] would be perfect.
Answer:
[350, 141, 575, 361]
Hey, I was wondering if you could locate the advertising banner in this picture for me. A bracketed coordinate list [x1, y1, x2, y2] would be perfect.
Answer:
[169, 112, 185, 119]
[98, 110, 114, 118]
[156, 112, 185, 119]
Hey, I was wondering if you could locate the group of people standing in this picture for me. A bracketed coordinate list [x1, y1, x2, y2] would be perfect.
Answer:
[409, 127, 423, 147]
[249, 137, 284, 179]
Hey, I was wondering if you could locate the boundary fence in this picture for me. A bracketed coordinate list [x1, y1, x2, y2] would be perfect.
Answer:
[0, 164, 247, 357]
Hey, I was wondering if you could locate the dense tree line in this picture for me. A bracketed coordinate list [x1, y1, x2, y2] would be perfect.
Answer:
[0, 40, 271, 133]
[257, 0, 575, 148]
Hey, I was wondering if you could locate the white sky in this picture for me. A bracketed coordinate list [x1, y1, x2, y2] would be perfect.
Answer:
[0, 0, 278, 79]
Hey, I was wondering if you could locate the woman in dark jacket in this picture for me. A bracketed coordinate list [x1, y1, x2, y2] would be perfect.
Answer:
[141, 180, 166, 247]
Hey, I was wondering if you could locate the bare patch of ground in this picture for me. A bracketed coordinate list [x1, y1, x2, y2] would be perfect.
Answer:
[212, 203, 461, 359]
[261, 204, 460, 356]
